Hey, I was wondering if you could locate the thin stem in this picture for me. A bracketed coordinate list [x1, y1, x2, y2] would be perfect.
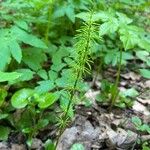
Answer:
[110, 48, 123, 109]
[54, 12, 93, 150]
[44, 0, 54, 44]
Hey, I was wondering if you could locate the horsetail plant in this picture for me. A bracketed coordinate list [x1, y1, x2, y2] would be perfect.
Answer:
[55, 11, 100, 149]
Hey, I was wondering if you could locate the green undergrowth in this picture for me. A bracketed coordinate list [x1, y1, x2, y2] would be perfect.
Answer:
[0, 0, 150, 149]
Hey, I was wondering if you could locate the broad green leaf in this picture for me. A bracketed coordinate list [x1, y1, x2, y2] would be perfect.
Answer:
[65, 5, 75, 23]
[15, 20, 28, 30]
[116, 12, 132, 24]
[0, 71, 21, 82]
[37, 69, 48, 80]
[136, 51, 149, 62]
[14, 69, 35, 81]
[53, 6, 66, 18]
[76, 12, 90, 21]
[11, 26, 47, 49]
[37, 93, 59, 109]
[11, 89, 33, 109]
[9, 40, 22, 63]
[99, 18, 119, 35]
[0, 126, 10, 141]
[119, 26, 140, 50]
[23, 48, 47, 71]
[140, 69, 150, 79]
[35, 80, 55, 94]
[48, 70, 58, 81]
[139, 124, 150, 133]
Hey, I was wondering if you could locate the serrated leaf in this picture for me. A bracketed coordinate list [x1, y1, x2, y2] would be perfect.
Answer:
[99, 18, 119, 35]
[65, 5, 75, 23]
[0, 71, 21, 82]
[35, 80, 55, 94]
[15, 20, 28, 30]
[116, 12, 132, 24]
[15, 69, 35, 81]
[11, 26, 47, 49]
[23, 48, 47, 71]
[11, 89, 33, 109]
[48, 70, 58, 81]
[9, 40, 22, 63]
[37, 69, 48, 80]
[132, 116, 142, 127]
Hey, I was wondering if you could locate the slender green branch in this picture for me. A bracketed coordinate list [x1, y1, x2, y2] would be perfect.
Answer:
[54, 11, 95, 149]
[110, 47, 123, 109]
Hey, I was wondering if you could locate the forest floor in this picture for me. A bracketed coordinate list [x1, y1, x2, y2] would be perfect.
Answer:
[0, 68, 150, 150]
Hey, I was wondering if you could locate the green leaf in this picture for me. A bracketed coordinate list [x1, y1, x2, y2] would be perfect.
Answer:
[0, 44, 11, 71]
[139, 69, 150, 79]
[9, 40, 22, 63]
[23, 48, 47, 71]
[116, 12, 132, 25]
[0, 113, 9, 120]
[11, 89, 33, 109]
[15, 20, 28, 30]
[71, 143, 85, 150]
[76, 12, 90, 21]
[37, 119, 49, 129]
[0, 88, 7, 106]
[139, 124, 150, 133]
[0, 71, 21, 82]
[119, 26, 140, 50]
[132, 116, 142, 127]
[14, 69, 35, 82]
[136, 51, 149, 62]
[65, 5, 75, 23]
[0, 126, 10, 141]
[35, 80, 55, 94]
[48, 70, 58, 81]
[99, 18, 119, 35]
[11, 26, 47, 49]
[44, 139, 55, 150]
[37, 93, 59, 109]
[37, 69, 48, 80]
[122, 88, 139, 98]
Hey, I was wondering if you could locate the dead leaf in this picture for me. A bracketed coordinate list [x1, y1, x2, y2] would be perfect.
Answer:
[132, 101, 150, 116]
[121, 72, 141, 81]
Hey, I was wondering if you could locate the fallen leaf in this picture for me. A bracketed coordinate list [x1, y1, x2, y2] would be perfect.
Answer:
[121, 72, 141, 81]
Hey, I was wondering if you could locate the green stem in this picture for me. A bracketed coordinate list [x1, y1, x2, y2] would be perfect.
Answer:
[54, 12, 93, 150]
[44, 0, 54, 44]
[110, 48, 123, 109]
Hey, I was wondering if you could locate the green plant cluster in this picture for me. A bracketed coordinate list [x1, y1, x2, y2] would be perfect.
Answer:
[0, 0, 150, 149]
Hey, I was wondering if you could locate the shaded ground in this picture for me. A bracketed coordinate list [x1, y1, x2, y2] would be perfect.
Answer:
[0, 69, 150, 150]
